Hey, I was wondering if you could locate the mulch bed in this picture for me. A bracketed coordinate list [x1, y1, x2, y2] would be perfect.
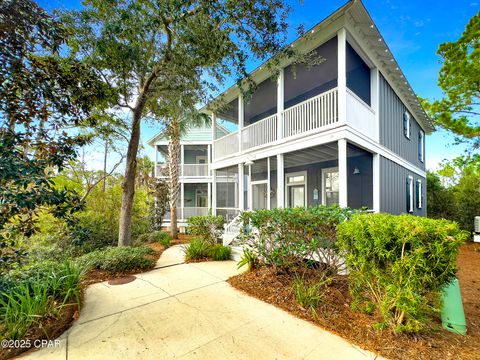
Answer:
[228, 242, 480, 360]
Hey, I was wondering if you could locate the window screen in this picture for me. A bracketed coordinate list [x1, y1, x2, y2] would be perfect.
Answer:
[346, 42, 371, 106]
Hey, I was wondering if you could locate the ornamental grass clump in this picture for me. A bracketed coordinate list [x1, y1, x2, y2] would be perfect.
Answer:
[337, 213, 467, 333]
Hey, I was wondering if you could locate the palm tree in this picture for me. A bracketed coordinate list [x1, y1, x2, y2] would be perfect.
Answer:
[163, 110, 209, 239]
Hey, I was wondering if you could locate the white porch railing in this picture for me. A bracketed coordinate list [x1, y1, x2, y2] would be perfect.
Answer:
[241, 114, 278, 151]
[223, 213, 242, 246]
[182, 164, 209, 177]
[283, 88, 338, 138]
[212, 88, 339, 161]
[183, 207, 209, 218]
[213, 131, 239, 160]
[346, 89, 375, 140]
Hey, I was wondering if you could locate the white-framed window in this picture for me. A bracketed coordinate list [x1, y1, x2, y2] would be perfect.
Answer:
[418, 130, 425, 162]
[322, 167, 339, 206]
[406, 175, 414, 213]
[416, 179, 423, 209]
[403, 111, 411, 139]
[285, 171, 307, 208]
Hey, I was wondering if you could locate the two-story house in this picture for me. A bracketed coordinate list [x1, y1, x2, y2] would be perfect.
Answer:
[150, 0, 434, 235]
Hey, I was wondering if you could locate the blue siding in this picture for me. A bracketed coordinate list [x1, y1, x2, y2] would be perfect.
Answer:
[379, 74, 425, 170]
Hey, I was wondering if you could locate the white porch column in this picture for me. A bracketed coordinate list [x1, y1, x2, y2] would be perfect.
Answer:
[211, 113, 216, 163]
[207, 182, 212, 211]
[180, 182, 185, 221]
[212, 170, 217, 216]
[373, 153, 380, 212]
[238, 94, 244, 152]
[247, 164, 252, 210]
[277, 68, 284, 140]
[267, 157, 271, 210]
[338, 138, 348, 208]
[180, 144, 185, 177]
[337, 28, 347, 124]
[371, 67, 380, 142]
[277, 154, 285, 208]
[154, 145, 158, 177]
[238, 163, 244, 211]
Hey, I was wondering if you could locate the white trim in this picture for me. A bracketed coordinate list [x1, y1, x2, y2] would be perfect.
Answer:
[372, 153, 380, 212]
[403, 111, 411, 139]
[267, 157, 271, 210]
[238, 163, 244, 211]
[277, 154, 285, 208]
[212, 169, 217, 216]
[338, 138, 348, 207]
[416, 179, 423, 209]
[285, 171, 308, 208]
[337, 28, 347, 125]
[321, 167, 339, 206]
[277, 68, 284, 139]
[407, 175, 414, 213]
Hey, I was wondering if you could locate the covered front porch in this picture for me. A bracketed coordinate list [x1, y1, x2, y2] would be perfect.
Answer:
[213, 141, 374, 222]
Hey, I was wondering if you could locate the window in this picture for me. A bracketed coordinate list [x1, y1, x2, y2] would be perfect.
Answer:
[416, 180, 423, 209]
[418, 130, 424, 162]
[406, 176, 414, 213]
[286, 172, 307, 207]
[403, 111, 411, 139]
[322, 167, 339, 206]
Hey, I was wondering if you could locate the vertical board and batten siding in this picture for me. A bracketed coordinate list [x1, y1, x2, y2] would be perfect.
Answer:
[379, 73, 425, 170]
[380, 156, 426, 216]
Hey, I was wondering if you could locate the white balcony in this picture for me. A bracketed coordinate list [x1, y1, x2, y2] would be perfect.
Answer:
[213, 88, 339, 161]
[156, 164, 209, 178]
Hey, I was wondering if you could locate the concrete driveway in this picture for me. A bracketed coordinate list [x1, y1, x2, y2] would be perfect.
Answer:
[23, 246, 380, 360]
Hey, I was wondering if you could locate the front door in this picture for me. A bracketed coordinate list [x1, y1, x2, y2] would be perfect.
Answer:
[251, 182, 268, 210]
[285, 171, 307, 207]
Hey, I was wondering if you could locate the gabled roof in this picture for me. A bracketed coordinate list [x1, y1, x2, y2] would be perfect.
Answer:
[202, 0, 434, 133]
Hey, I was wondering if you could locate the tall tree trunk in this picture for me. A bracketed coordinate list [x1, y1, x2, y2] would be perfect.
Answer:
[103, 140, 108, 192]
[168, 119, 181, 239]
[118, 108, 142, 246]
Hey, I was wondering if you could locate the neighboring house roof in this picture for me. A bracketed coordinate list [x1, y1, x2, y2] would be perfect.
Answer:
[201, 0, 434, 134]
[147, 123, 230, 147]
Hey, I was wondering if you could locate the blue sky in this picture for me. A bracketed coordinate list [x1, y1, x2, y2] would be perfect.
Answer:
[38, 0, 479, 171]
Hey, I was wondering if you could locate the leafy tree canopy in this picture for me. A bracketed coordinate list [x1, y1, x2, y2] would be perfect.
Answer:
[423, 11, 480, 150]
[0, 0, 114, 235]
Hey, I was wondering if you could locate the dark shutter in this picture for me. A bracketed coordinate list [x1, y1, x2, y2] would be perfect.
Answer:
[415, 180, 420, 208]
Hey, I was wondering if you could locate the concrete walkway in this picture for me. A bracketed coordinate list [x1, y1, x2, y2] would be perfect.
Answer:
[23, 245, 380, 360]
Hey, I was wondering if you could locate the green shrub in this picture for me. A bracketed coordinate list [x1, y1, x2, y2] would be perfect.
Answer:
[187, 215, 224, 244]
[134, 231, 172, 247]
[76, 246, 155, 273]
[292, 275, 330, 315]
[184, 238, 210, 260]
[208, 244, 231, 261]
[237, 248, 258, 272]
[337, 213, 467, 333]
[239, 206, 354, 272]
[0, 260, 84, 340]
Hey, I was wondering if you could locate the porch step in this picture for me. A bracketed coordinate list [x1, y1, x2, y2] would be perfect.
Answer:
[229, 246, 243, 262]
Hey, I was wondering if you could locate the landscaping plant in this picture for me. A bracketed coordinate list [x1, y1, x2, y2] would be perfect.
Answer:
[337, 213, 467, 333]
[292, 274, 331, 316]
[237, 248, 259, 272]
[76, 246, 155, 273]
[208, 244, 231, 261]
[134, 231, 172, 247]
[187, 215, 225, 245]
[238, 206, 353, 273]
[184, 238, 210, 261]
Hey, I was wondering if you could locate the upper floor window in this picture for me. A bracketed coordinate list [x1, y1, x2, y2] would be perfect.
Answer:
[406, 175, 414, 213]
[418, 130, 425, 162]
[346, 42, 371, 106]
[403, 111, 411, 139]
